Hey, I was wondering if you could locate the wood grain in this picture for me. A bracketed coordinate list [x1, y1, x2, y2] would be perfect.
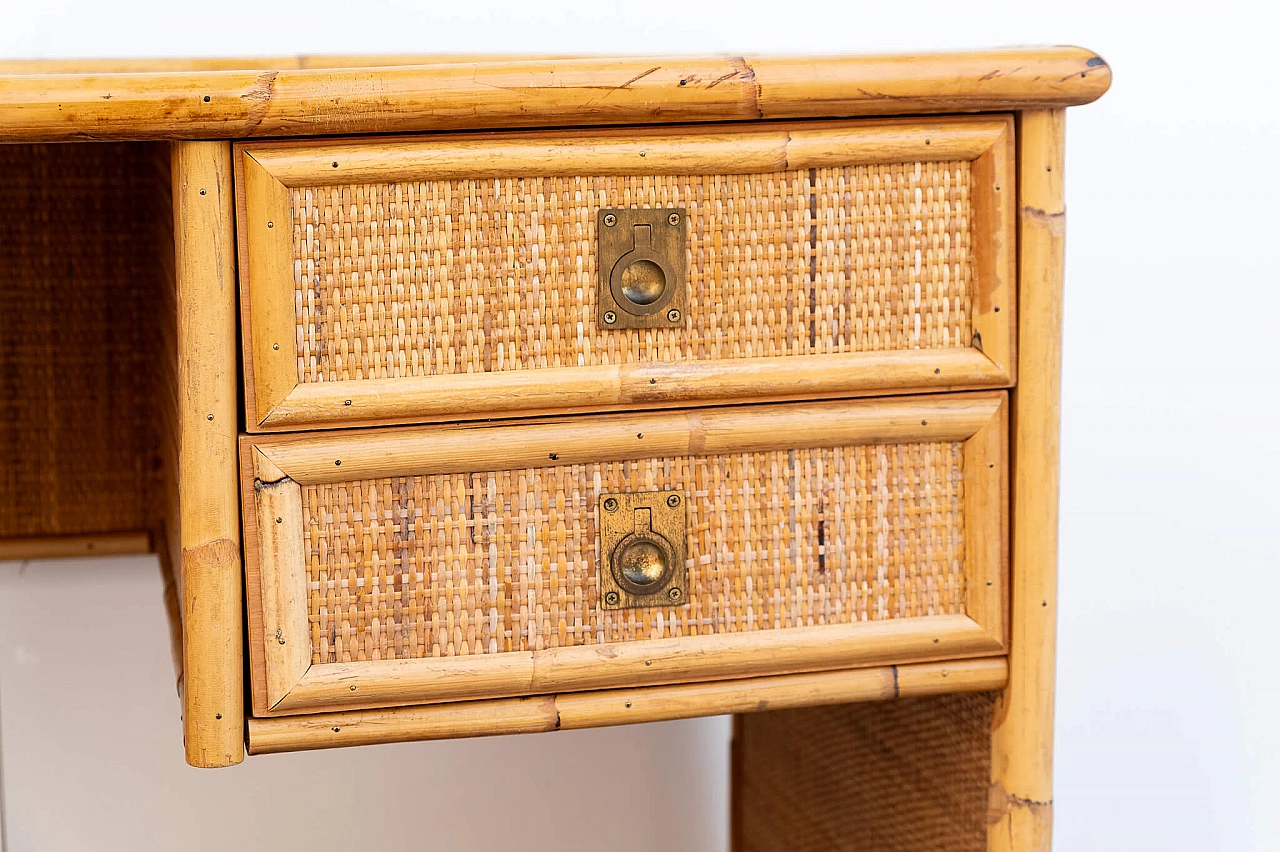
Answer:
[241, 116, 1010, 185]
[987, 109, 1067, 852]
[250, 450, 311, 712]
[256, 350, 1008, 432]
[963, 396, 1010, 648]
[246, 658, 1008, 754]
[171, 141, 244, 767]
[969, 116, 1019, 383]
[0, 49, 1110, 142]
[0, 532, 151, 561]
[252, 393, 1005, 484]
[271, 614, 1002, 715]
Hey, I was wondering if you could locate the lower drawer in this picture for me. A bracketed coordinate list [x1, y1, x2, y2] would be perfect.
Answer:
[240, 392, 1007, 717]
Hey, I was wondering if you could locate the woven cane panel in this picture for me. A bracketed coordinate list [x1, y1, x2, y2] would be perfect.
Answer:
[733, 691, 996, 852]
[301, 441, 966, 665]
[0, 143, 170, 538]
[290, 161, 973, 384]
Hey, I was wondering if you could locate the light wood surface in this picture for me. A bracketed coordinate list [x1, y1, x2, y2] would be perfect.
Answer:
[273, 614, 1002, 715]
[963, 397, 1010, 649]
[0, 54, 580, 74]
[246, 658, 1008, 754]
[969, 117, 1019, 385]
[0, 532, 152, 561]
[237, 153, 296, 429]
[256, 351, 1008, 432]
[252, 393, 1004, 484]
[237, 116, 1014, 430]
[240, 394, 1008, 715]
[171, 141, 244, 767]
[250, 450, 310, 711]
[0, 49, 1109, 142]
[986, 109, 1067, 852]
[240, 116, 1011, 185]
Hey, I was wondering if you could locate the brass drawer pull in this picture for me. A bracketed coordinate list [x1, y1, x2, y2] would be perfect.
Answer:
[599, 490, 688, 608]
[598, 208, 687, 329]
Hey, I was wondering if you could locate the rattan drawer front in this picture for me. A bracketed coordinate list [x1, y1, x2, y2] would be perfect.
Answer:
[236, 117, 1015, 431]
[241, 393, 1007, 716]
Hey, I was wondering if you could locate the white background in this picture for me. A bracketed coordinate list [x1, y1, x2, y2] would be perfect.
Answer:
[2, 1, 1278, 849]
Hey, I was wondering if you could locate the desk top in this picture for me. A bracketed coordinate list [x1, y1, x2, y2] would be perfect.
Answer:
[0, 47, 1109, 142]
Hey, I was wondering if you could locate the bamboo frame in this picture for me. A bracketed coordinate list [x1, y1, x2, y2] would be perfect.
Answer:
[236, 117, 1016, 431]
[246, 658, 1008, 754]
[986, 110, 1067, 852]
[0, 49, 1109, 143]
[241, 393, 1008, 717]
[0, 532, 152, 561]
[170, 142, 245, 767]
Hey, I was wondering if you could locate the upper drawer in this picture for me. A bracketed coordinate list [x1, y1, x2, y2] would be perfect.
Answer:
[235, 116, 1015, 431]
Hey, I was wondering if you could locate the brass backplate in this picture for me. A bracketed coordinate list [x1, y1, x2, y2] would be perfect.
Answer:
[597, 208, 687, 330]
[598, 490, 688, 609]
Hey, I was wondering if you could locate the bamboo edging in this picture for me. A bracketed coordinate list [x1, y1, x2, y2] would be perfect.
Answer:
[0, 49, 1110, 142]
[986, 109, 1067, 852]
[246, 658, 1007, 754]
[171, 142, 245, 768]
[0, 531, 151, 561]
[252, 393, 1004, 484]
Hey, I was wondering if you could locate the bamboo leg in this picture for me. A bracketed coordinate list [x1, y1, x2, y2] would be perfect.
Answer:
[171, 141, 244, 767]
[987, 108, 1067, 850]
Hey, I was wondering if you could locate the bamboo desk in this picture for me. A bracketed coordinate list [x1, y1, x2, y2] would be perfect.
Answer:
[0, 49, 1109, 852]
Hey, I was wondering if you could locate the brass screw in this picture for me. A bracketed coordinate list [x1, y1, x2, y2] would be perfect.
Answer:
[668, 212, 681, 226]
[603, 213, 617, 227]
[667, 308, 681, 323]
[603, 310, 617, 325]
[668, 587, 682, 602]
[604, 590, 620, 606]
[603, 497, 619, 512]
[666, 493, 681, 508]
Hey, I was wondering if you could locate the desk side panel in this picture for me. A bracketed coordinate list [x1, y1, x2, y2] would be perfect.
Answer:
[0, 143, 169, 547]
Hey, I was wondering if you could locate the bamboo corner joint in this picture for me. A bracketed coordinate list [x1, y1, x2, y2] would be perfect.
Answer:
[0, 47, 1109, 852]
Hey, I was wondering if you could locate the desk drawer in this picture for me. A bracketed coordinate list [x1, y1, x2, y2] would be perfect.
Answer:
[235, 117, 1014, 431]
[240, 392, 1006, 717]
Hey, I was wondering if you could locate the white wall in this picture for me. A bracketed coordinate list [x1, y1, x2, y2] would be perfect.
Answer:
[3, 1, 1278, 849]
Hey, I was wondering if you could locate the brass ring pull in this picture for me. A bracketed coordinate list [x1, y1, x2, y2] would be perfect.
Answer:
[608, 224, 676, 317]
[597, 208, 687, 330]
[599, 490, 688, 609]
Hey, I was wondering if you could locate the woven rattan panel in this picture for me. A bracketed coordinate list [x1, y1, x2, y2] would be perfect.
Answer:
[301, 440, 966, 664]
[0, 143, 169, 538]
[290, 162, 973, 383]
[733, 691, 996, 852]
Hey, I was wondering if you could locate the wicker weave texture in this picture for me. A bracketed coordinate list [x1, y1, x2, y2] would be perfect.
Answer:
[0, 143, 169, 539]
[290, 162, 973, 384]
[301, 440, 967, 665]
[733, 692, 995, 852]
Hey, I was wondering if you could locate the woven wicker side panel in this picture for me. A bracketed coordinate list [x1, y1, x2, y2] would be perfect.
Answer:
[733, 692, 996, 852]
[290, 162, 973, 383]
[0, 143, 170, 539]
[301, 441, 967, 664]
